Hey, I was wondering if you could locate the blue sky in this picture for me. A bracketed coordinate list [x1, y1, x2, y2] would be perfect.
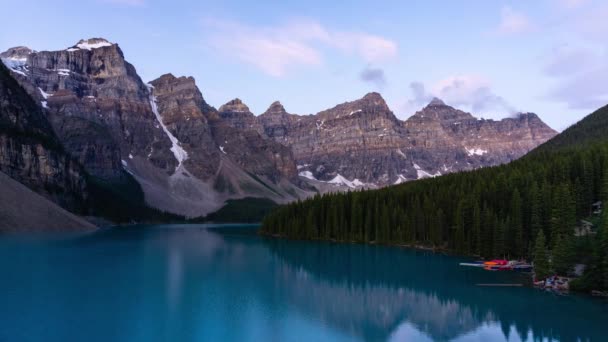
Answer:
[1, 0, 606, 130]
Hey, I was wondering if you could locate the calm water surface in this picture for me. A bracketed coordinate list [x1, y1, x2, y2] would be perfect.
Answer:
[0, 224, 606, 341]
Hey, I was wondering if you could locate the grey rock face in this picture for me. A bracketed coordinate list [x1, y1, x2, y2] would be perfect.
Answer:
[3, 38, 176, 180]
[218, 98, 265, 135]
[149, 73, 220, 180]
[0, 61, 87, 211]
[1, 37, 558, 216]
[149, 74, 300, 183]
[2, 39, 308, 217]
[253, 94, 557, 187]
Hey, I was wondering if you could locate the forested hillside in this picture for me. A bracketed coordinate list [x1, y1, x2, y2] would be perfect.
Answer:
[261, 105, 608, 290]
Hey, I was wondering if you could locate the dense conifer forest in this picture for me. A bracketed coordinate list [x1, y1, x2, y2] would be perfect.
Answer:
[261, 105, 608, 291]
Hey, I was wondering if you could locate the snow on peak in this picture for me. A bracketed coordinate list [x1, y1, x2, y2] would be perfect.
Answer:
[219, 145, 227, 154]
[299, 171, 316, 180]
[466, 147, 488, 156]
[1, 56, 29, 76]
[328, 174, 366, 189]
[413, 163, 442, 179]
[72, 38, 113, 51]
[299, 171, 370, 189]
[394, 174, 408, 185]
[147, 84, 188, 172]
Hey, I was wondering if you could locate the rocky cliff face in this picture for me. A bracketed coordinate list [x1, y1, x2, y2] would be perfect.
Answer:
[146, 74, 306, 213]
[1, 38, 176, 180]
[0, 61, 87, 211]
[218, 98, 264, 135]
[215, 99, 298, 182]
[1, 37, 558, 217]
[2, 39, 222, 217]
[2, 37, 308, 218]
[252, 94, 557, 188]
[149, 73, 220, 180]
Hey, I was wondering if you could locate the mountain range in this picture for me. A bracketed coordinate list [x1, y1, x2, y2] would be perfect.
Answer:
[0, 38, 557, 225]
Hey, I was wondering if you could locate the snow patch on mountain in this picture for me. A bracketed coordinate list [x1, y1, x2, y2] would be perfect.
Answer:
[328, 174, 367, 189]
[413, 163, 441, 179]
[466, 147, 488, 156]
[147, 84, 188, 171]
[394, 174, 407, 184]
[1, 57, 28, 76]
[75, 40, 113, 50]
[299, 171, 316, 180]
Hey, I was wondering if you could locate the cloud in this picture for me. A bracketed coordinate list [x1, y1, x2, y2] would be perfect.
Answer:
[547, 66, 608, 109]
[401, 75, 517, 118]
[359, 66, 386, 88]
[543, 45, 608, 110]
[202, 18, 397, 77]
[494, 6, 533, 35]
[542, 45, 600, 77]
[536, 2, 608, 110]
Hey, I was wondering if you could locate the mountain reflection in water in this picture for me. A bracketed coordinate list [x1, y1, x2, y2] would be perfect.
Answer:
[0, 225, 605, 342]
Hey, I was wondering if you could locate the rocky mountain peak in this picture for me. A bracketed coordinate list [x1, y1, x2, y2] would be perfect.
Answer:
[0, 46, 33, 59]
[427, 97, 446, 107]
[516, 112, 540, 120]
[0, 47, 33, 76]
[316, 92, 391, 120]
[150, 73, 215, 120]
[151, 73, 197, 90]
[358, 92, 389, 110]
[411, 98, 474, 123]
[155, 73, 177, 81]
[263, 101, 288, 116]
[219, 98, 251, 113]
[70, 38, 114, 51]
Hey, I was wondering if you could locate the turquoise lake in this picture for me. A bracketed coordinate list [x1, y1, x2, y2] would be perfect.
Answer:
[0, 224, 606, 341]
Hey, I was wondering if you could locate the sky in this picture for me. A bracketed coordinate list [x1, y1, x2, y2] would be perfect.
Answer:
[1, 0, 606, 131]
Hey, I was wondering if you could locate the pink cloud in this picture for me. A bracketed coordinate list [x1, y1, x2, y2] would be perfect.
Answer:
[203, 18, 397, 77]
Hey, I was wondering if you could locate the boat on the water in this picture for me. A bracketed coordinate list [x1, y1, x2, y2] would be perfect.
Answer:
[459, 260, 533, 272]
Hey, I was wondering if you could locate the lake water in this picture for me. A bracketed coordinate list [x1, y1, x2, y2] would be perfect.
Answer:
[0, 224, 606, 341]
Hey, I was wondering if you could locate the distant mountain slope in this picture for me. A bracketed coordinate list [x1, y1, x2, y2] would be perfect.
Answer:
[0, 170, 94, 232]
[531, 104, 608, 153]
[223, 94, 557, 189]
[261, 104, 608, 270]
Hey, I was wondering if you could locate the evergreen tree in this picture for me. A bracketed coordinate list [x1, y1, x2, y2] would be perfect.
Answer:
[533, 230, 551, 280]
[260, 103, 608, 292]
[552, 234, 574, 276]
[493, 217, 505, 258]
[529, 182, 542, 249]
[511, 189, 524, 257]
[601, 202, 608, 289]
[472, 202, 481, 256]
